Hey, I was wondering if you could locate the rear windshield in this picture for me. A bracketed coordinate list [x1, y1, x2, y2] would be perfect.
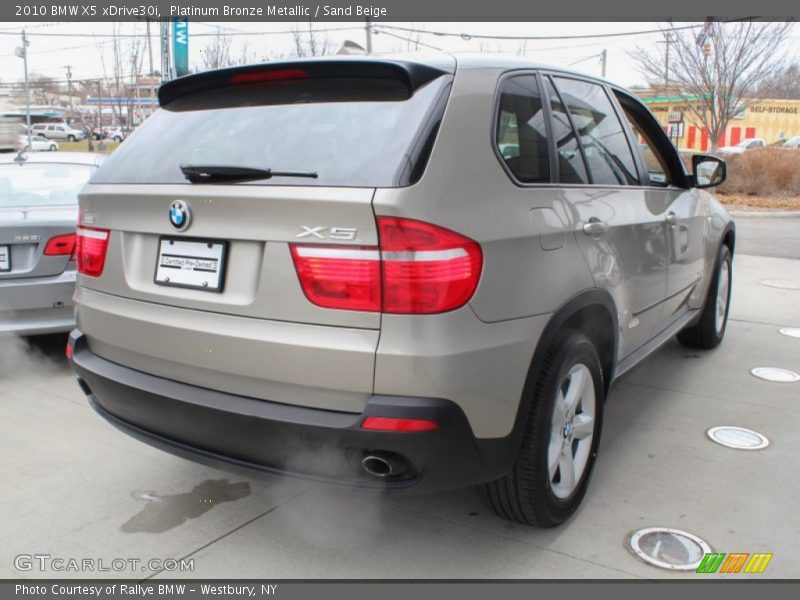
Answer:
[91, 76, 451, 188]
[0, 163, 96, 207]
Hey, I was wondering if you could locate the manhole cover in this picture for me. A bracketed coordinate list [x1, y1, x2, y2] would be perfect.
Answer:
[707, 426, 770, 450]
[629, 527, 711, 570]
[751, 367, 800, 383]
[761, 279, 800, 290]
[779, 328, 800, 339]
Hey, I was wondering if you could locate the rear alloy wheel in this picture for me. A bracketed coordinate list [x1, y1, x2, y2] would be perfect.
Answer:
[478, 331, 604, 527]
[678, 245, 732, 349]
[49, 144, 57, 152]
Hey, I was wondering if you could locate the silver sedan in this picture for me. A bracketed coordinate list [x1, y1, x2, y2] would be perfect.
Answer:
[0, 151, 101, 335]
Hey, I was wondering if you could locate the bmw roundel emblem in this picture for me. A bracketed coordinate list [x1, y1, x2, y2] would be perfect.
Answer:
[169, 200, 191, 231]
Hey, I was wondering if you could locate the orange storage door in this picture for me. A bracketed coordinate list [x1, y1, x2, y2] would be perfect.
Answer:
[687, 125, 697, 149]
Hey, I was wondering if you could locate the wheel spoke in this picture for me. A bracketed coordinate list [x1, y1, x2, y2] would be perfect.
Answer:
[553, 391, 567, 430]
[571, 414, 594, 440]
[548, 443, 561, 479]
[558, 448, 576, 492]
[564, 368, 586, 413]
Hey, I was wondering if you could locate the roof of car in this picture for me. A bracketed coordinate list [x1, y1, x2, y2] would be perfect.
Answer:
[0, 151, 104, 167]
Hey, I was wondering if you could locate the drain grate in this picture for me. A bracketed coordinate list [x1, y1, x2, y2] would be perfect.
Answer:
[707, 426, 769, 450]
[629, 527, 711, 570]
[761, 279, 800, 290]
[778, 328, 800, 339]
[751, 367, 800, 383]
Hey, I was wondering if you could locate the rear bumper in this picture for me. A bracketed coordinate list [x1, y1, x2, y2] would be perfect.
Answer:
[69, 330, 516, 492]
[0, 270, 76, 335]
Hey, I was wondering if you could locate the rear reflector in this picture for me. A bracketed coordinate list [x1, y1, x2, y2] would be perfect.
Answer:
[65, 344, 73, 359]
[230, 68, 309, 85]
[361, 416, 439, 432]
[290, 218, 482, 314]
[76, 226, 110, 278]
[44, 233, 76, 257]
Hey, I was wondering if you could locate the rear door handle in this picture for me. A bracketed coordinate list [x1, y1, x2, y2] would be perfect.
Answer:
[665, 211, 678, 226]
[582, 218, 608, 236]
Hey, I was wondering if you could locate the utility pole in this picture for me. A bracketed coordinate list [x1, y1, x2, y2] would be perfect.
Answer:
[365, 18, 372, 54]
[600, 49, 607, 78]
[146, 19, 154, 76]
[16, 30, 32, 152]
[657, 33, 676, 94]
[64, 65, 73, 121]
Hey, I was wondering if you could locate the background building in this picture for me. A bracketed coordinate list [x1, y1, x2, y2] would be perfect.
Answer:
[636, 91, 800, 151]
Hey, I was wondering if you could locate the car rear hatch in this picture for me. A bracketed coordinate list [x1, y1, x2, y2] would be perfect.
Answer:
[77, 58, 454, 413]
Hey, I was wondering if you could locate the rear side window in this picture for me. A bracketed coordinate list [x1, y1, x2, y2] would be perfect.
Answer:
[494, 75, 550, 183]
[542, 78, 589, 184]
[553, 77, 639, 186]
[91, 76, 451, 188]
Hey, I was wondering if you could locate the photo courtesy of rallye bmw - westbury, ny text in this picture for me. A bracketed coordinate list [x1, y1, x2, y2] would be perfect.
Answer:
[0, 0, 799, 599]
[15, 584, 276, 597]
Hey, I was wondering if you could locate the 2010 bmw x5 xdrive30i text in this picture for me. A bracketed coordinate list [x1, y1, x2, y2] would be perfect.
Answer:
[68, 54, 734, 527]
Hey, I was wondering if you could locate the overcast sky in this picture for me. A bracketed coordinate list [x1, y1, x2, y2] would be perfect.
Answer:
[0, 21, 797, 90]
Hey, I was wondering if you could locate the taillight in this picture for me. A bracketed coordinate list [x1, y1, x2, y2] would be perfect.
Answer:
[290, 245, 381, 312]
[290, 218, 482, 314]
[361, 416, 439, 432]
[378, 217, 483, 314]
[44, 233, 76, 257]
[76, 226, 110, 277]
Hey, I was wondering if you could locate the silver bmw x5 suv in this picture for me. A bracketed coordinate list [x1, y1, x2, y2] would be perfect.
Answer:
[69, 54, 734, 527]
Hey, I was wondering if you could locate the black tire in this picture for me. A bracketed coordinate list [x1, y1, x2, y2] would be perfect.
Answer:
[677, 245, 732, 349]
[478, 331, 604, 527]
[49, 144, 57, 152]
[67, 135, 76, 142]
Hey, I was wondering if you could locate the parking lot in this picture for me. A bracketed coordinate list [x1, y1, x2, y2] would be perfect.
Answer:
[1, 215, 798, 580]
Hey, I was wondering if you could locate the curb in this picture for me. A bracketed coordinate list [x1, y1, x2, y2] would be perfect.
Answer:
[728, 210, 800, 218]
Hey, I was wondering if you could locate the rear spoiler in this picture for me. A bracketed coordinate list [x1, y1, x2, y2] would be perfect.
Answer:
[158, 59, 449, 107]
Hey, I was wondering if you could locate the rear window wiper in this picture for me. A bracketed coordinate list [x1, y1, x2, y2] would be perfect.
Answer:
[179, 164, 318, 183]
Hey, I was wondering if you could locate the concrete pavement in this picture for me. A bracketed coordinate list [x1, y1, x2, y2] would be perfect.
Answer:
[1, 251, 798, 579]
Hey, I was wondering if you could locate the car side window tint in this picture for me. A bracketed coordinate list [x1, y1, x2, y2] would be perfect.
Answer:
[621, 108, 671, 186]
[542, 78, 589, 184]
[495, 75, 550, 183]
[553, 77, 639, 186]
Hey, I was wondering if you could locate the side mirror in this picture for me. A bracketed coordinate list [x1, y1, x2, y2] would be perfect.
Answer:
[692, 154, 727, 188]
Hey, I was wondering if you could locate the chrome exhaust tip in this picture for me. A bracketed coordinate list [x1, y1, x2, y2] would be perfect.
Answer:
[361, 453, 404, 478]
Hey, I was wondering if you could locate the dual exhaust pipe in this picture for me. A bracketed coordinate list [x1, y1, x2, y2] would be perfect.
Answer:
[361, 451, 407, 478]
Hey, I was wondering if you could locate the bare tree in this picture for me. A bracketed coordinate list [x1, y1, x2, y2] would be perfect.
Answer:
[98, 24, 145, 129]
[200, 31, 233, 70]
[755, 62, 800, 100]
[630, 21, 793, 151]
[29, 73, 61, 105]
[290, 23, 334, 58]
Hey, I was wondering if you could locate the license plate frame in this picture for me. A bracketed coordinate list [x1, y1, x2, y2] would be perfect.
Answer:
[0, 245, 10, 272]
[154, 237, 228, 293]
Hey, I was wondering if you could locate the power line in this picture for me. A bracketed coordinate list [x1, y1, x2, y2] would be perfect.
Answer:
[0, 25, 365, 38]
[372, 28, 443, 51]
[375, 20, 750, 42]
